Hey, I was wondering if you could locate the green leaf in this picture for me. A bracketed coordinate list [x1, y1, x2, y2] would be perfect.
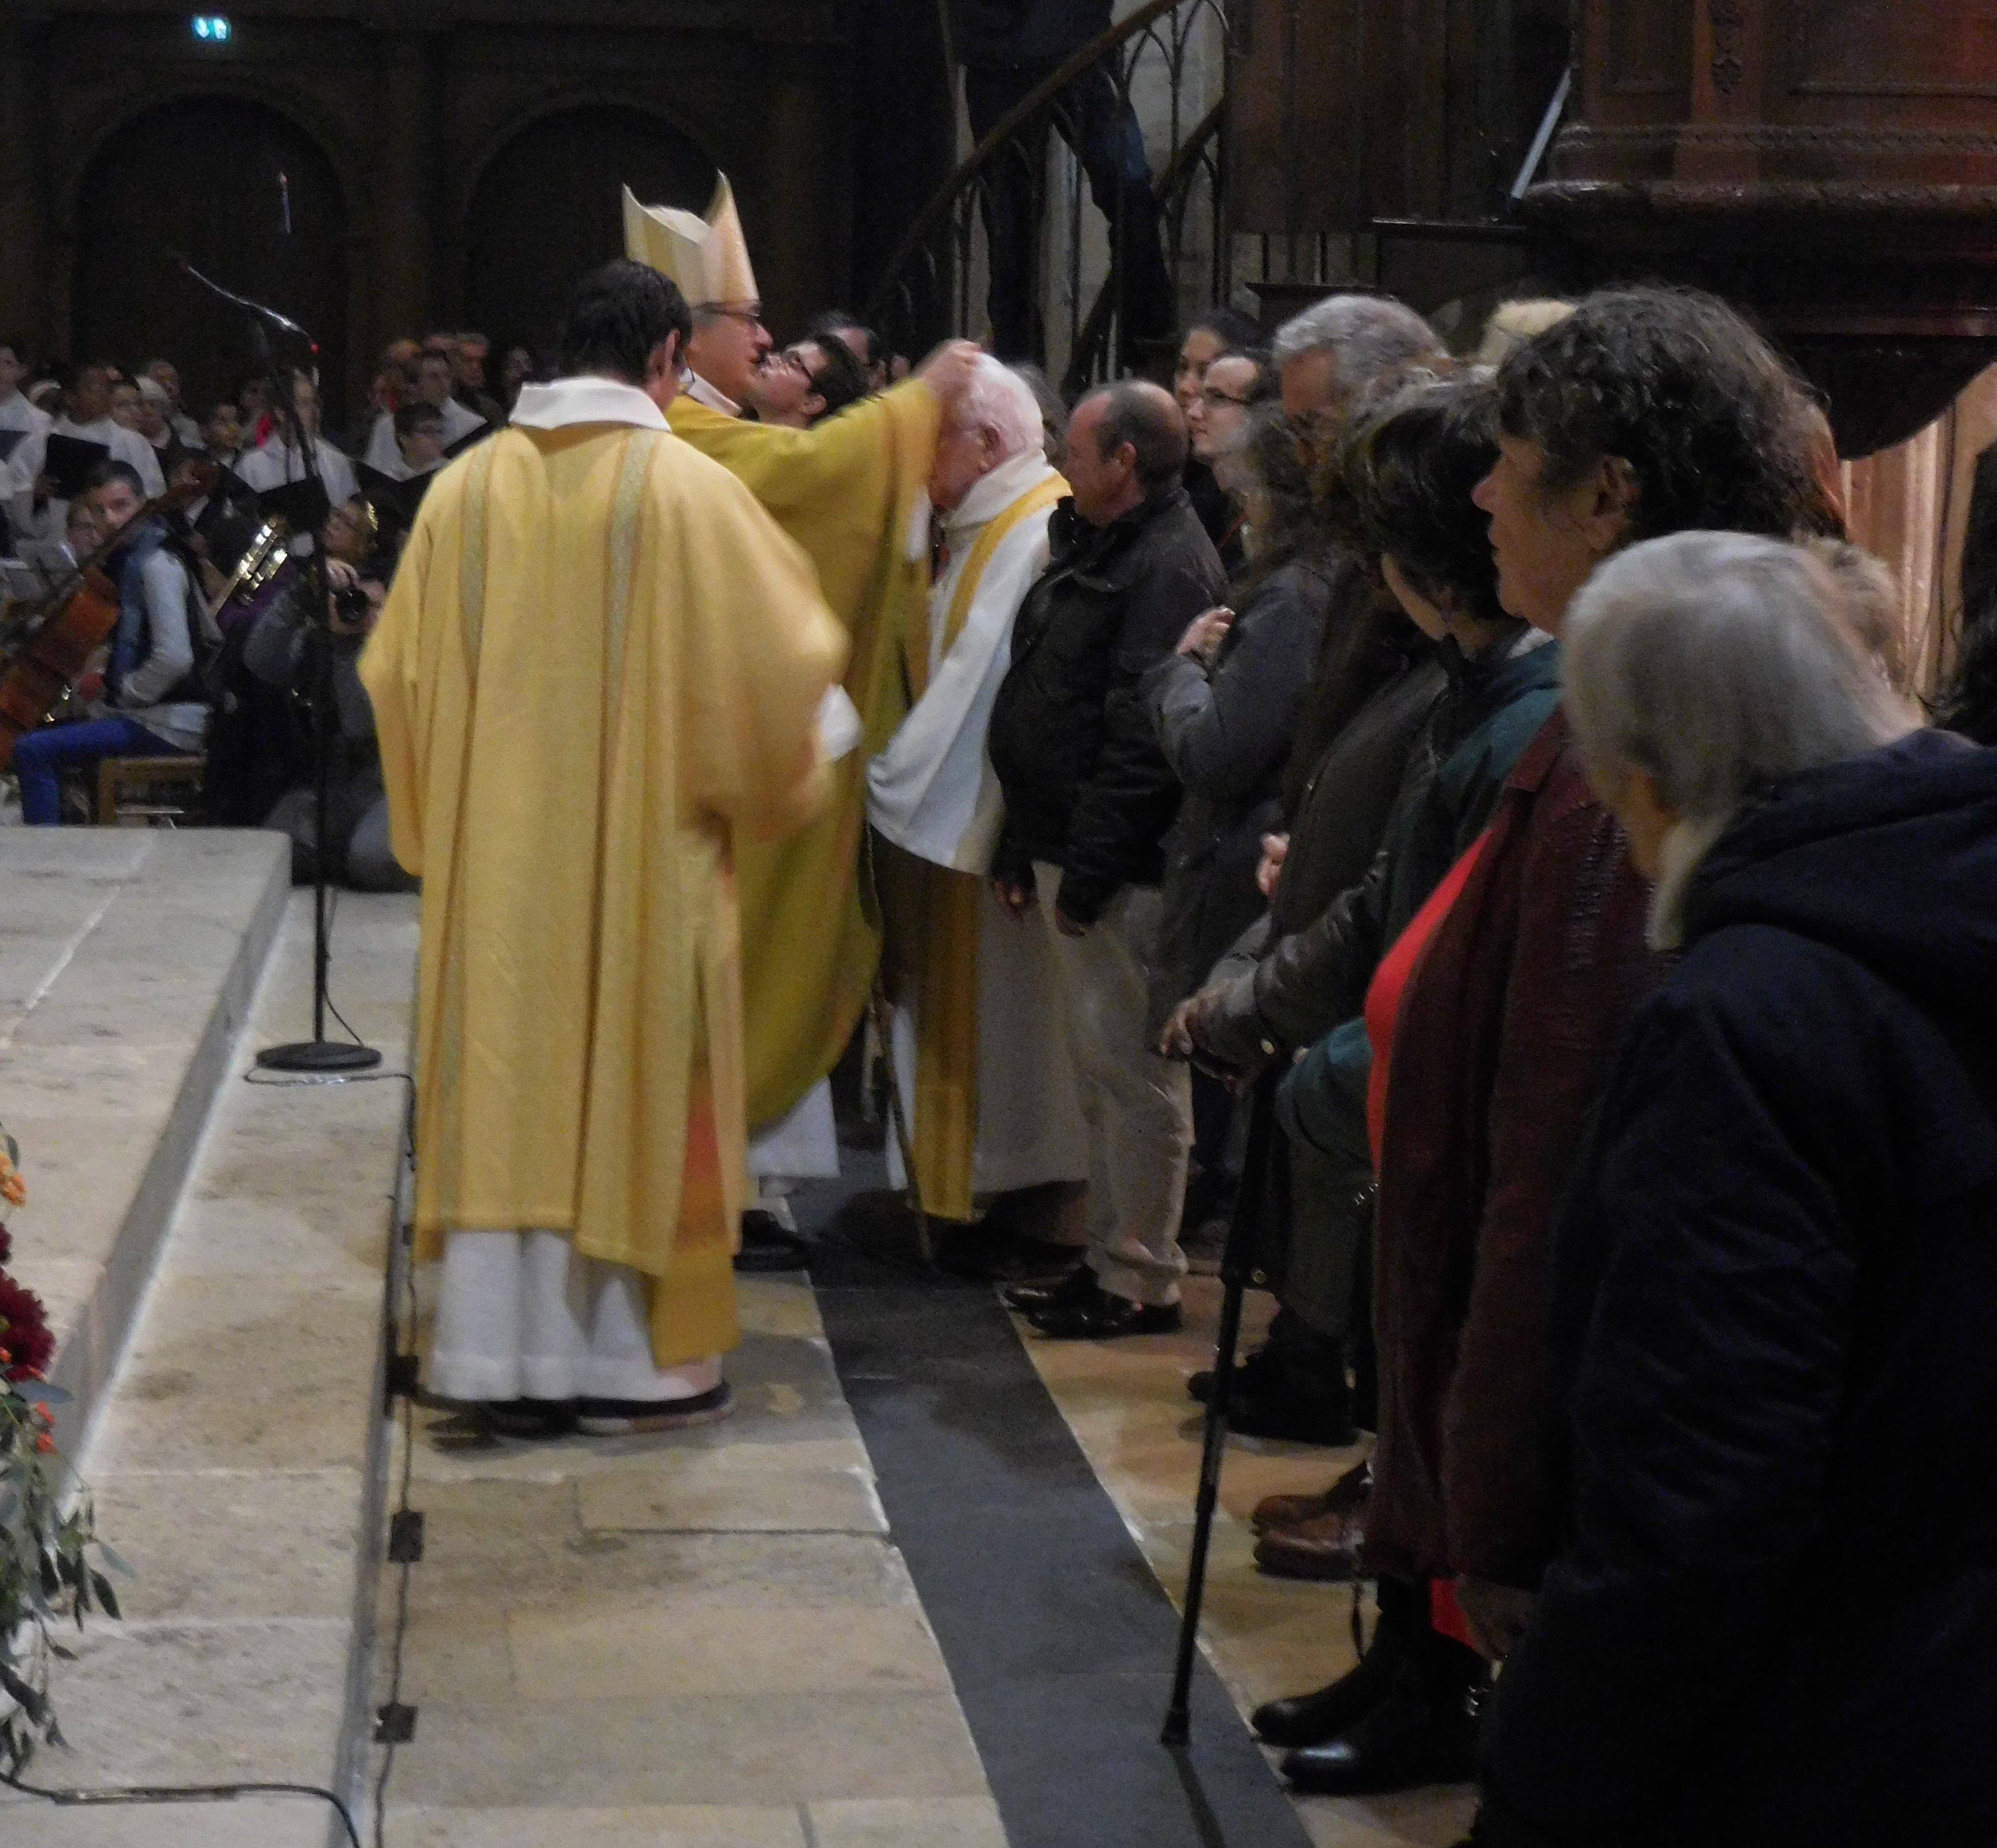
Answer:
[0, 1661, 47, 1724]
[88, 1572, 119, 1621]
[95, 1542, 135, 1579]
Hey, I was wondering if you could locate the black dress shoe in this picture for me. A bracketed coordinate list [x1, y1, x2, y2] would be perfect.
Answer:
[1225, 1378, 1358, 1447]
[734, 1208, 810, 1273]
[1001, 1259, 1094, 1315]
[1280, 1655, 1481, 1795]
[576, 1382, 733, 1435]
[1252, 1622, 1404, 1748]
[1187, 1341, 1282, 1404]
[1026, 1275, 1183, 1340]
[477, 1397, 579, 1439]
[937, 1224, 1080, 1283]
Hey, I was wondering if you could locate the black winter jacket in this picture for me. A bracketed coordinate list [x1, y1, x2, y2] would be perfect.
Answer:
[1142, 554, 1334, 1029]
[952, 0, 1111, 68]
[1479, 729, 1997, 1848]
[988, 486, 1227, 925]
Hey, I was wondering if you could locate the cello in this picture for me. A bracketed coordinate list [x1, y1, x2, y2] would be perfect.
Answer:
[0, 459, 219, 773]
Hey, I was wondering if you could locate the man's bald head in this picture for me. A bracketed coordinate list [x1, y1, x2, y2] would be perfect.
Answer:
[1067, 380, 1186, 526]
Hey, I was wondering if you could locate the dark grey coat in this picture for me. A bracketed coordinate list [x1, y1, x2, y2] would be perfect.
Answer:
[1143, 555, 1335, 1031]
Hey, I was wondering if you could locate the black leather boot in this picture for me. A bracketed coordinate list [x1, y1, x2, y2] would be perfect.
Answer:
[1279, 1594, 1486, 1795]
[1251, 1607, 1406, 1748]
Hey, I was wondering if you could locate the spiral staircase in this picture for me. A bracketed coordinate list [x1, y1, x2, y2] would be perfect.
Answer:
[865, 0, 1233, 394]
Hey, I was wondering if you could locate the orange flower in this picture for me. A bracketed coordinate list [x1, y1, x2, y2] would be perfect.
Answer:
[34, 1431, 53, 1453]
[0, 1154, 23, 1207]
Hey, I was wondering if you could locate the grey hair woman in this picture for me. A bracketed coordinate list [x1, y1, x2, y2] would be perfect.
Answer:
[1562, 530, 1921, 947]
[1478, 528, 1997, 1848]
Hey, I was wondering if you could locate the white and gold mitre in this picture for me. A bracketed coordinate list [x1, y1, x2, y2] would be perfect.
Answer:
[622, 175, 758, 309]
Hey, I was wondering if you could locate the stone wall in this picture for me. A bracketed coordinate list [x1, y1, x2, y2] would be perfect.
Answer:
[0, 2, 865, 416]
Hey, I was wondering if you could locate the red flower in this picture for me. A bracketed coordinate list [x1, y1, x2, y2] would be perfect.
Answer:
[0, 1272, 54, 1383]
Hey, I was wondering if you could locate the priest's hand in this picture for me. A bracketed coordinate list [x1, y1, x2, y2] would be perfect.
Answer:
[916, 340, 983, 410]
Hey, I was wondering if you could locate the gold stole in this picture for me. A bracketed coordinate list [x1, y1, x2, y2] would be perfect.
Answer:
[899, 474, 1066, 1222]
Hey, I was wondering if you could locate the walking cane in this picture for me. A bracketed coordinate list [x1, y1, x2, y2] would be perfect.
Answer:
[1161, 1066, 1276, 1746]
[868, 979, 936, 1267]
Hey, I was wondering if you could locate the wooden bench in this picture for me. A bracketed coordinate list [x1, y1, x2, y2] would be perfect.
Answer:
[95, 755, 206, 827]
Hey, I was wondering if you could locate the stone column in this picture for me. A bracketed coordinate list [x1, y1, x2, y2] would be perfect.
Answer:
[370, 30, 439, 354]
[761, 73, 842, 338]
[0, 19, 48, 347]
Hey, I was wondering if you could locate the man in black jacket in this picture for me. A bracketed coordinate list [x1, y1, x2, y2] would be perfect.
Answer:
[988, 381, 1226, 1338]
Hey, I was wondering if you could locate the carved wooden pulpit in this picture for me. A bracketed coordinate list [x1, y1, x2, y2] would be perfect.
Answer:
[1230, 0, 1997, 457]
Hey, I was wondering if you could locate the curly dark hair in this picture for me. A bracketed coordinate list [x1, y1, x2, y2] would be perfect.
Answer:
[1495, 286, 1822, 543]
[1344, 370, 1505, 625]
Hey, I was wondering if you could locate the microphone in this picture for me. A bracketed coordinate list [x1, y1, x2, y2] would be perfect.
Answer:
[172, 253, 314, 342]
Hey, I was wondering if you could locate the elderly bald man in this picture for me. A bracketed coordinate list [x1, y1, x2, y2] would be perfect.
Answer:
[988, 380, 1228, 1338]
[866, 358, 1089, 1243]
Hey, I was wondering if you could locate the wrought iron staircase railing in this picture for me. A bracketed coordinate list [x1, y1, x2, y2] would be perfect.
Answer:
[864, 0, 1232, 394]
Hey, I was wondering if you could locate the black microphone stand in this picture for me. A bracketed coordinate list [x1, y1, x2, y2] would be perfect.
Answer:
[179, 260, 380, 1074]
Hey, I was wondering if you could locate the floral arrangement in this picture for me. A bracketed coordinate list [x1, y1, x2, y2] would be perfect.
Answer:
[0, 1120, 120, 1776]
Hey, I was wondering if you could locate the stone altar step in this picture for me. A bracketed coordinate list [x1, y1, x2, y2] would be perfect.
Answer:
[0, 829, 289, 1457]
[0, 887, 419, 1847]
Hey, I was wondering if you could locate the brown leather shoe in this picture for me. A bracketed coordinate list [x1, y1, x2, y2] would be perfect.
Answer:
[1256, 1502, 1371, 1580]
[1252, 1457, 1371, 1534]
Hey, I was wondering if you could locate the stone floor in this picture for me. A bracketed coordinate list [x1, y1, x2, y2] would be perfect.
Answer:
[0, 836, 1478, 1847]
[373, 1272, 1008, 1845]
[1018, 1283, 1478, 1848]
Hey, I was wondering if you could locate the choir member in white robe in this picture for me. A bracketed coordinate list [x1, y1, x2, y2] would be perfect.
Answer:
[239, 376, 360, 541]
[0, 339, 52, 547]
[53, 363, 166, 496]
[363, 350, 486, 474]
[867, 357, 1087, 1216]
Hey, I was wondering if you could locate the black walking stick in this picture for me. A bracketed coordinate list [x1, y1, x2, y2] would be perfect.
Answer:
[1162, 1065, 1277, 1745]
[868, 979, 936, 1268]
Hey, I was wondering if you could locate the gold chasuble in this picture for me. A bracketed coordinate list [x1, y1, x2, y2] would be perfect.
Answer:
[361, 396, 844, 1366]
[881, 470, 1067, 1221]
[665, 385, 939, 1127]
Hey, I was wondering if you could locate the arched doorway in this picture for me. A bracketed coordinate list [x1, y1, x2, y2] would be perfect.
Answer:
[465, 107, 716, 361]
[73, 98, 348, 422]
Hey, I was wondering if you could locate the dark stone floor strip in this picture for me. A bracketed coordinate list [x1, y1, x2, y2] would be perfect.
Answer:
[805, 1170, 1313, 1848]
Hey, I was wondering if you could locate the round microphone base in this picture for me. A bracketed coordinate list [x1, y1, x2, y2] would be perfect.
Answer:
[255, 1039, 384, 1074]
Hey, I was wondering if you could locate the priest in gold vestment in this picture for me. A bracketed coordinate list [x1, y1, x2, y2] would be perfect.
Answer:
[360, 260, 843, 1436]
[623, 180, 978, 1242]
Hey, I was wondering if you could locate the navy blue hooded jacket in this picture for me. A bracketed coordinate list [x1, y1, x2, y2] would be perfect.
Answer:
[1479, 729, 1997, 1848]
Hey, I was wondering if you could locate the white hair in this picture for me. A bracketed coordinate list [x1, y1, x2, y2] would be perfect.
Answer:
[1563, 530, 1922, 945]
[1473, 298, 1575, 368]
[1270, 294, 1440, 389]
[952, 355, 1044, 461]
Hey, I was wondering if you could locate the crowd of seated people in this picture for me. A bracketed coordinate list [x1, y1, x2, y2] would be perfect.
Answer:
[0, 303, 926, 854]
